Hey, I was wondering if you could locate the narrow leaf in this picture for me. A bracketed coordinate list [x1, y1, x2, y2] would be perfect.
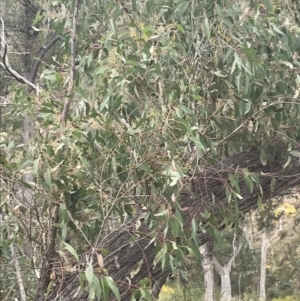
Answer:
[105, 276, 121, 301]
[44, 169, 52, 188]
[63, 242, 79, 261]
[203, 17, 210, 40]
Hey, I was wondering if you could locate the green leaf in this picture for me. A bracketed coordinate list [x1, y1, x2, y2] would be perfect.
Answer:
[138, 164, 152, 173]
[132, 0, 137, 11]
[85, 264, 94, 284]
[215, 4, 225, 20]
[20, 180, 33, 190]
[74, 86, 88, 98]
[59, 204, 68, 221]
[233, 192, 243, 200]
[175, 1, 190, 18]
[191, 218, 198, 234]
[111, 156, 117, 174]
[33, 158, 40, 175]
[18, 159, 32, 170]
[242, 99, 251, 115]
[257, 196, 263, 211]
[154, 208, 169, 217]
[63, 242, 79, 261]
[189, 241, 202, 259]
[214, 228, 223, 245]
[260, 152, 267, 166]
[155, 243, 168, 264]
[44, 169, 52, 189]
[45, 281, 53, 298]
[95, 0, 101, 10]
[162, 169, 182, 186]
[270, 23, 285, 35]
[225, 186, 232, 204]
[280, 61, 293, 69]
[283, 155, 291, 169]
[242, 48, 260, 64]
[171, 241, 178, 251]
[32, 10, 44, 26]
[93, 276, 102, 300]
[176, 24, 185, 33]
[105, 276, 121, 301]
[62, 223, 68, 241]
[244, 176, 253, 193]
[270, 177, 276, 193]
[214, 70, 227, 77]
[170, 217, 180, 237]
[203, 17, 210, 40]
[290, 150, 300, 157]
[191, 218, 198, 241]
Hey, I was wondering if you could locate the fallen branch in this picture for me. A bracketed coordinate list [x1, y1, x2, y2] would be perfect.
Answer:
[46, 139, 300, 301]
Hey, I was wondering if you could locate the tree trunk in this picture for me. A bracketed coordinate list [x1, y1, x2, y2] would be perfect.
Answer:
[213, 236, 242, 301]
[213, 235, 243, 301]
[44, 139, 300, 301]
[219, 264, 232, 301]
[200, 240, 215, 301]
[259, 228, 268, 301]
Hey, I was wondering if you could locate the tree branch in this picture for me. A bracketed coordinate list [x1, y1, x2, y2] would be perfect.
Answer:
[1, 18, 61, 90]
[61, 0, 80, 125]
[34, 206, 60, 301]
[45, 138, 300, 301]
[2, 212, 27, 301]
[0, 18, 38, 92]
[28, 34, 60, 84]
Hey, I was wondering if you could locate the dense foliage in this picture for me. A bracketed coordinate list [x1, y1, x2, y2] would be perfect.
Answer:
[1, 0, 300, 300]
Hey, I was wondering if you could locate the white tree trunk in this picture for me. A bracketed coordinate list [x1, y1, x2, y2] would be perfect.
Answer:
[200, 241, 215, 301]
[220, 263, 232, 301]
[259, 228, 268, 301]
[214, 257, 233, 301]
[213, 235, 243, 301]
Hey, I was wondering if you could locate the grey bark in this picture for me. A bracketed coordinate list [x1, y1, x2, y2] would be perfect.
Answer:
[216, 262, 232, 301]
[200, 240, 215, 301]
[259, 228, 268, 301]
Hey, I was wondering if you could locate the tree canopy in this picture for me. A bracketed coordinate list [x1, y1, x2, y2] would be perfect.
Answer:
[1, 0, 300, 300]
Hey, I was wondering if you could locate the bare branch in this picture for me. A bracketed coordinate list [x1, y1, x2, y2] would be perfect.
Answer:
[0, 18, 38, 92]
[5, 28, 35, 38]
[28, 34, 60, 83]
[0, 95, 12, 107]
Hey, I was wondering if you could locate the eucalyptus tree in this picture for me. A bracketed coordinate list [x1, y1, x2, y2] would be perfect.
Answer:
[1, 0, 300, 301]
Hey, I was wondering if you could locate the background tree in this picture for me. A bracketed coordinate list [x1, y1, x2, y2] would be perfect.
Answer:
[200, 239, 215, 301]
